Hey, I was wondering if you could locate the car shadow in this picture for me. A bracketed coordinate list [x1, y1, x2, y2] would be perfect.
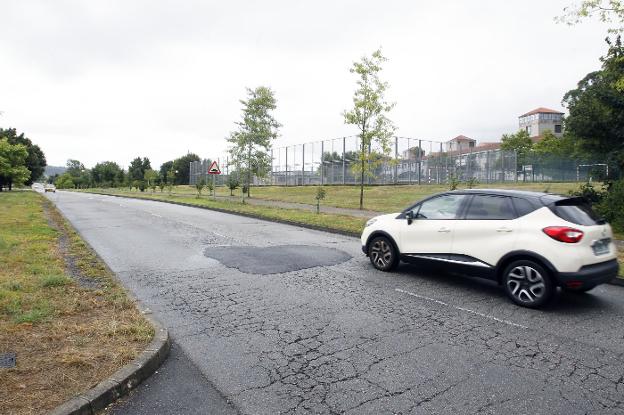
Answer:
[391, 262, 617, 314]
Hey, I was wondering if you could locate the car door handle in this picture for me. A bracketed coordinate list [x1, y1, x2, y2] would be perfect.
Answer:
[438, 227, 451, 233]
[496, 227, 513, 233]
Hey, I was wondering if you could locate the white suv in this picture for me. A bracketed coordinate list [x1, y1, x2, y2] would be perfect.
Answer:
[361, 190, 619, 308]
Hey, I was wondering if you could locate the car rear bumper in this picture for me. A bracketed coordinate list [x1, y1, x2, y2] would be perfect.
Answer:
[556, 259, 619, 289]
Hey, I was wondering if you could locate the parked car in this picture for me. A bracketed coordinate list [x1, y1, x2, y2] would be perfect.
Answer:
[361, 189, 619, 308]
[44, 184, 56, 193]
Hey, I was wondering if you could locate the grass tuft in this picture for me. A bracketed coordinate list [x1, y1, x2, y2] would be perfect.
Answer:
[40, 274, 72, 288]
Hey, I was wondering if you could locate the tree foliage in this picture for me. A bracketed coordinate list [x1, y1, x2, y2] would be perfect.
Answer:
[558, 0, 624, 33]
[227, 86, 281, 198]
[563, 37, 624, 173]
[343, 49, 396, 209]
[0, 128, 46, 185]
[0, 138, 30, 191]
[500, 130, 533, 166]
[91, 161, 125, 187]
[172, 153, 200, 185]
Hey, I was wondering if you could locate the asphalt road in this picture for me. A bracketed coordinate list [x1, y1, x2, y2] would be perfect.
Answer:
[48, 191, 624, 414]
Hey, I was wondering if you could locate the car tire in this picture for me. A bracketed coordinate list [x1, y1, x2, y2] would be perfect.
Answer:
[368, 236, 399, 272]
[502, 260, 554, 308]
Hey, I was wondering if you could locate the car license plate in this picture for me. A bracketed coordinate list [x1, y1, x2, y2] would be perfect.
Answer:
[592, 238, 611, 256]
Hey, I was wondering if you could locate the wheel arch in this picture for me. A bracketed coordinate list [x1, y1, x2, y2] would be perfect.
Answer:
[365, 231, 401, 256]
[495, 250, 558, 285]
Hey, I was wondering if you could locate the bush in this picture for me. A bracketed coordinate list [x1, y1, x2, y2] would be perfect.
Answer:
[596, 180, 624, 232]
[569, 182, 605, 204]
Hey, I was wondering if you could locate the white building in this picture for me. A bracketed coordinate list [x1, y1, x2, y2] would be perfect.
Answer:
[518, 107, 564, 138]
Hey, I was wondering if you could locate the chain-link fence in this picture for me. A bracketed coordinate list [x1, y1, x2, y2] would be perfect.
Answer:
[190, 136, 613, 186]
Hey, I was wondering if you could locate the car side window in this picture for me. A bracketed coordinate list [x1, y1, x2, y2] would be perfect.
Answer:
[464, 195, 516, 220]
[414, 194, 467, 220]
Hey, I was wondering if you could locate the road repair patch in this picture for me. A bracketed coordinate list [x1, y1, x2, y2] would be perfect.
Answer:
[203, 245, 352, 274]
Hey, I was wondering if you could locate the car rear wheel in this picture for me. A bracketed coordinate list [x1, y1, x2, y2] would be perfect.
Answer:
[368, 236, 398, 271]
[503, 260, 554, 308]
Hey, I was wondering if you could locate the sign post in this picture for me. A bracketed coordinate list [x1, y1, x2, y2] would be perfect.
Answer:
[207, 160, 221, 200]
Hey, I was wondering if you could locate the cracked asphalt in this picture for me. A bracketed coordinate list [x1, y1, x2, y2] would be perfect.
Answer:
[47, 191, 624, 414]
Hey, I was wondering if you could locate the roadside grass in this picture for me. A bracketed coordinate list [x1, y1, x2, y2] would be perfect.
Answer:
[0, 191, 153, 415]
[618, 245, 624, 279]
[82, 189, 367, 235]
[125, 182, 587, 213]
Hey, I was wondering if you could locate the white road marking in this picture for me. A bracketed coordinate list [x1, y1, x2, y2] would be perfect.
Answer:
[151, 213, 162, 218]
[395, 288, 528, 329]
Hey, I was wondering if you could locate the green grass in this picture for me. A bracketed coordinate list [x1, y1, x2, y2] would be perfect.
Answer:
[128, 182, 588, 213]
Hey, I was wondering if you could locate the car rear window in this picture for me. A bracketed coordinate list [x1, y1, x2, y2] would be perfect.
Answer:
[550, 198, 602, 226]
[512, 197, 537, 217]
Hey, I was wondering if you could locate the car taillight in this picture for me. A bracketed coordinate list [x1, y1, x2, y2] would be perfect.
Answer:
[542, 226, 584, 243]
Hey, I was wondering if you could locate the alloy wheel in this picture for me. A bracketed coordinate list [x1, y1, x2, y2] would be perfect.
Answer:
[506, 265, 546, 304]
[370, 239, 393, 269]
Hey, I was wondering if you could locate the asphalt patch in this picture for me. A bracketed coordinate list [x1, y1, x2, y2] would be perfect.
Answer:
[203, 245, 352, 274]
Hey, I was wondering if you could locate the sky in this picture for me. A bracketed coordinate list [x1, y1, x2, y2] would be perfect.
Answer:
[0, 0, 612, 169]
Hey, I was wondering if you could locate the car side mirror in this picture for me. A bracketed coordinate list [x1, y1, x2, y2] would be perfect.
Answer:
[406, 210, 414, 225]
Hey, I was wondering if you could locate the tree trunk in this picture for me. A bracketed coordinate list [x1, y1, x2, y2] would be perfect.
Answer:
[359, 138, 365, 210]
[8, 180, 12, 191]
[247, 146, 252, 198]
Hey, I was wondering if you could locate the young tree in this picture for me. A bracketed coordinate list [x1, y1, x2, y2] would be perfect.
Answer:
[195, 177, 206, 198]
[226, 175, 240, 196]
[0, 138, 30, 191]
[144, 169, 159, 192]
[343, 49, 396, 210]
[315, 186, 326, 214]
[227, 87, 281, 198]
[128, 157, 151, 191]
[166, 170, 176, 195]
[55, 173, 75, 189]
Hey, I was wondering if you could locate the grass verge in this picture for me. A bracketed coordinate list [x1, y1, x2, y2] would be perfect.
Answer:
[0, 191, 153, 415]
[129, 182, 587, 213]
[83, 189, 367, 235]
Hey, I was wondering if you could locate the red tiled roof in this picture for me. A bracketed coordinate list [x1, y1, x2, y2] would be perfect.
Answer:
[519, 107, 564, 117]
[448, 134, 475, 142]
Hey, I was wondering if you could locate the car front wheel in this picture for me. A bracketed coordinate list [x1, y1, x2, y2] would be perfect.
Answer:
[502, 260, 554, 308]
[368, 236, 398, 271]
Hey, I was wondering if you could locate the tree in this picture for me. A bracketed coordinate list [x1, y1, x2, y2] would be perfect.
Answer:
[226, 174, 239, 196]
[557, 1, 624, 33]
[0, 138, 30, 191]
[315, 186, 326, 214]
[55, 173, 75, 189]
[563, 37, 624, 173]
[144, 169, 159, 192]
[65, 159, 90, 188]
[343, 49, 396, 210]
[195, 177, 206, 198]
[166, 170, 176, 195]
[227, 86, 281, 198]
[128, 157, 151, 191]
[91, 161, 124, 187]
[172, 153, 201, 185]
[0, 128, 46, 185]
[500, 130, 533, 168]
[159, 161, 174, 184]
[532, 130, 579, 158]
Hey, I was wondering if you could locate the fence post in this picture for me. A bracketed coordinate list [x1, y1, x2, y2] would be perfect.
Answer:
[285, 146, 289, 186]
[342, 137, 346, 185]
[320, 141, 324, 185]
[270, 149, 273, 185]
[302, 143, 305, 186]
[486, 151, 490, 184]
[394, 136, 398, 184]
[417, 139, 422, 185]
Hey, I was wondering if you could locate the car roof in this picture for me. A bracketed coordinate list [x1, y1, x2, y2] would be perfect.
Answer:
[446, 188, 566, 204]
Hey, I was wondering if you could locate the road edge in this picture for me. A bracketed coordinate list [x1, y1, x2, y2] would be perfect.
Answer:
[80, 191, 624, 287]
[45, 193, 172, 415]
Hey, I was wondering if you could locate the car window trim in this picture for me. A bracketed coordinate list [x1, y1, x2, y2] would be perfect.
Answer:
[461, 195, 518, 221]
[411, 193, 469, 221]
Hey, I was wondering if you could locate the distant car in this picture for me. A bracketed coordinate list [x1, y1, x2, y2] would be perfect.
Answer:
[361, 189, 619, 308]
[44, 184, 56, 193]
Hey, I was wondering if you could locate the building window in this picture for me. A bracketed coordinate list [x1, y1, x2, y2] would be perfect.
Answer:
[554, 124, 562, 133]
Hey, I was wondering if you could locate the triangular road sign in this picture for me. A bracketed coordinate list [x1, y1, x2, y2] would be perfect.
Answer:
[208, 160, 221, 174]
